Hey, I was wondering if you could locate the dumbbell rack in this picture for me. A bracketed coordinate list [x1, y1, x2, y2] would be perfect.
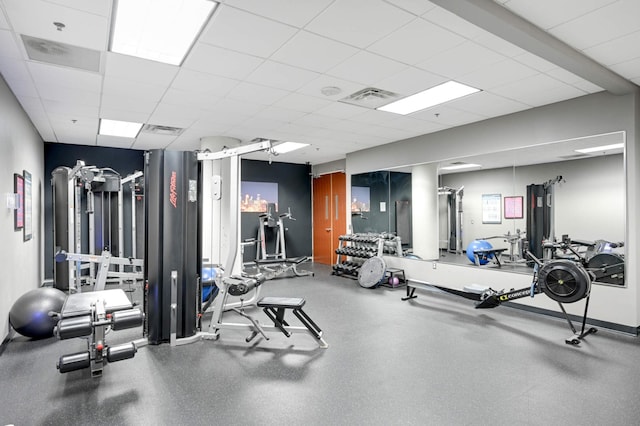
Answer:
[332, 233, 402, 279]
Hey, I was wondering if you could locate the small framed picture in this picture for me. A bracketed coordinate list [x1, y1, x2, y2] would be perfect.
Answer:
[504, 196, 524, 219]
[14, 173, 24, 230]
[482, 193, 501, 224]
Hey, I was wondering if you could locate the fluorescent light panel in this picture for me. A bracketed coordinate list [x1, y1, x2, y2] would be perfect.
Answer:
[99, 119, 143, 138]
[378, 81, 480, 115]
[440, 163, 481, 171]
[575, 143, 624, 153]
[111, 0, 218, 65]
[273, 142, 309, 154]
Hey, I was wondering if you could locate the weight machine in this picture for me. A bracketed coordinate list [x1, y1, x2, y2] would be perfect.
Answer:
[144, 142, 327, 348]
[438, 186, 464, 254]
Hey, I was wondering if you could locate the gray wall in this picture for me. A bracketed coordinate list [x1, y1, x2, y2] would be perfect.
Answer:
[0, 76, 44, 340]
[344, 91, 640, 328]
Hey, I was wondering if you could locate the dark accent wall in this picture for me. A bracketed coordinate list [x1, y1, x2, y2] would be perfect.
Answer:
[351, 171, 411, 236]
[240, 159, 312, 261]
[44, 143, 145, 278]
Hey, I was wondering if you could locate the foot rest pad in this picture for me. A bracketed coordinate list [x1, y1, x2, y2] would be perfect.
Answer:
[257, 297, 306, 309]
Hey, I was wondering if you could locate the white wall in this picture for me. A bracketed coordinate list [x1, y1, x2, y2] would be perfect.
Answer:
[344, 91, 640, 329]
[0, 76, 45, 340]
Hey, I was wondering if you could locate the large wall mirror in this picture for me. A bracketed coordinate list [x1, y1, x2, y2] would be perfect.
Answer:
[350, 131, 626, 286]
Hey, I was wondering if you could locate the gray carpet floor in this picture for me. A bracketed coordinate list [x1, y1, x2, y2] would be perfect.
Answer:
[2, 263, 640, 426]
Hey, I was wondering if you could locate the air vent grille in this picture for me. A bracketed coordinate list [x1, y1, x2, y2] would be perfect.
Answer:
[142, 124, 185, 136]
[21, 35, 101, 72]
[339, 87, 400, 109]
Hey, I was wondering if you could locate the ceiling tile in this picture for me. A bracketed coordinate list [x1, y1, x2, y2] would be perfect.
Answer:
[491, 73, 587, 106]
[0, 57, 32, 84]
[96, 134, 133, 148]
[161, 88, 223, 110]
[422, 6, 486, 39]
[348, 109, 410, 127]
[225, 81, 290, 105]
[549, 0, 640, 49]
[102, 76, 167, 103]
[148, 104, 203, 128]
[184, 43, 264, 80]
[246, 60, 319, 91]
[104, 53, 179, 86]
[416, 41, 507, 79]
[368, 18, 465, 65]
[131, 132, 177, 150]
[273, 92, 332, 113]
[545, 67, 604, 92]
[314, 102, 369, 119]
[36, 84, 100, 107]
[473, 31, 526, 58]
[100, 94, 156, 118]
[252, 106, 308, 123]
[447, 91, 530, 117]
[327, 51, 408, 85]
[27, 61, 102, 92]
[4, 0, 109, 50]
[458, 58, 539, 90]
[512, 52, 557, 72]
[200, 6, 297, 58]
[501, 0, 618, 30]
[609, 57, 640, 81]
[206, 97, 266, 117]
[44, 0, 112, 16]
[0, 30, 22, 59]
[373, 66, 444, 96]
[222, 0, 333, 28]
[42, 98, 98, 117]
[171, 68, 238, 97]
[384, 0, 436, 16]
[270, 31, 358, 73]
[96, 106, 150, 125]
[0, 8, 9, 29]
[410, 105, 486, 126]
[296, 75, 364, 101]
[583, 30, 640, 66]
[305, 0, 414, 48]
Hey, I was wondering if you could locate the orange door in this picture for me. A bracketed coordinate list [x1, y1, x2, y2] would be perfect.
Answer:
[331, 172, 346, 264]
[313, 172, 346, 265]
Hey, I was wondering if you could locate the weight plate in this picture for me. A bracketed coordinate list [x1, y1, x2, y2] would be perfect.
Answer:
[538, 260, 590, 303]
[358, 256, 386, 288]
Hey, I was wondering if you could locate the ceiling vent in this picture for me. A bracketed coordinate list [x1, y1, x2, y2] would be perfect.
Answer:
[21, 35, 101, 72]
[141, 124, 185, 136]
[339, 87, 400, 109]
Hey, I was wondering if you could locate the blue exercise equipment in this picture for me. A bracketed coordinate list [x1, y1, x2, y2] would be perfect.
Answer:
[9, 287, 66, 339]
[466, 240, 494, 265]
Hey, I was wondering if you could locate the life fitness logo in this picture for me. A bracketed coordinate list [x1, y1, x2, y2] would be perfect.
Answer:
[169, 171, 178, 208]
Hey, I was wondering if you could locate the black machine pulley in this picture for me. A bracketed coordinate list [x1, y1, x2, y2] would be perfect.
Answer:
[537, 260, 591, 304]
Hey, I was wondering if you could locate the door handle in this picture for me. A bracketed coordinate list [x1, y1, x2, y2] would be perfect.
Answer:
[325, 228, 332, 231]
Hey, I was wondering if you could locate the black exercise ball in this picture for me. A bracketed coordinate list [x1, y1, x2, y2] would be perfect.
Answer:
[9, 288, 66, 339]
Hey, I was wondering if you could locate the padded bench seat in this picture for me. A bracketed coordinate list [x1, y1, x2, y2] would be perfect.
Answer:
[256, 296, 326, 347]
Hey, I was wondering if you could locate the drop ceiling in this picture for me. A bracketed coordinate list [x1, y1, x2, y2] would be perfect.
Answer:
[0, 0, 638, 165]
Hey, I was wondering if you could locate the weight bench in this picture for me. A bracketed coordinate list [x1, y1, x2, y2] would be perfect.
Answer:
[254, 256, 314, 279]
[256, 296, 328, 348]
[473, 248, 508, 267]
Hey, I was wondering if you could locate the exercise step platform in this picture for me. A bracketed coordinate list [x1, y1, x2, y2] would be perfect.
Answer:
[257, 297, 327, 347]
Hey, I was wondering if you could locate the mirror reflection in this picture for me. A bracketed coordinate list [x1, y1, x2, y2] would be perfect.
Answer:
[350, 131, 626, 286]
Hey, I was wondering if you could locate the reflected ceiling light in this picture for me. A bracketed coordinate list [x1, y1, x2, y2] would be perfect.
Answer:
[575, 143, 624, 154]
[110, 0, 218, 65]
[272, 142, 309, 154]
[377, 81, 480, 115]
[99, 118, 143, 138]
[440, 163, 481, 171]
